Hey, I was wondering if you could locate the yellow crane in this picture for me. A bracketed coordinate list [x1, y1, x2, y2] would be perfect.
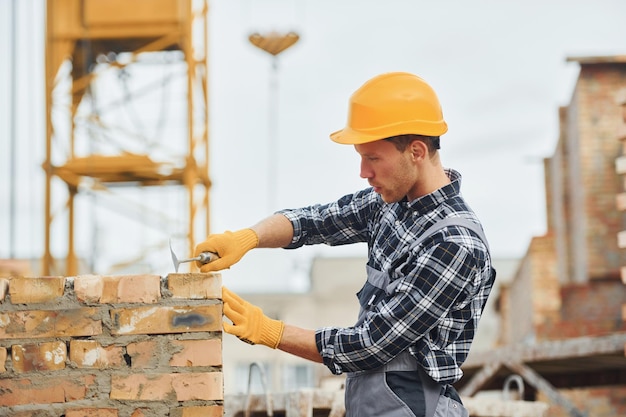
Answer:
[43, 0, 210, 275]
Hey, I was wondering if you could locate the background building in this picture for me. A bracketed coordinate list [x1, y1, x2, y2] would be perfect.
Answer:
[459, 56, 626, 417]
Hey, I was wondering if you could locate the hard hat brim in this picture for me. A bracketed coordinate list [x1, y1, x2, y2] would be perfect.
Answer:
[329, 121, 448, 145]
[329, 128, 381, 145]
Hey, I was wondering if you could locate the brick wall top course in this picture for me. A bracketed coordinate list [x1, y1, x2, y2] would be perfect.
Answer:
[0, 273, 222, 306]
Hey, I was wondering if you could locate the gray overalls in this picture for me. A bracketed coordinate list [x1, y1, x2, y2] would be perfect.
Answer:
[344, 217, 488, 417]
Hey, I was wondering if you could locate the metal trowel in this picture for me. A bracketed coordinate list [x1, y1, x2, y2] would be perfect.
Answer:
[169, 239, 218, 272]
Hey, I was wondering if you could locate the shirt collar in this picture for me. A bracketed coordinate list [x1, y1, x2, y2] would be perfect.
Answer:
[402, 168, 462, 215]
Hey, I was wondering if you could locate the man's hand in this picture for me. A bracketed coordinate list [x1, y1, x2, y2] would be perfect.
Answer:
[194, 229, 259, 272]
[222, 286, 284, 349]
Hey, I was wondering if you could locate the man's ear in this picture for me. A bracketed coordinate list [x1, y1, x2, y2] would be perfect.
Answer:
[409, 140, 428, 161]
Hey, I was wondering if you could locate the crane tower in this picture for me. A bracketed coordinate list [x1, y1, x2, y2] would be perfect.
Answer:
[43, 0, 210, 275]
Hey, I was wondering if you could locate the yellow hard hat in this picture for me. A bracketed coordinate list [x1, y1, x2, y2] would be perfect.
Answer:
[330, 72, 448, 144]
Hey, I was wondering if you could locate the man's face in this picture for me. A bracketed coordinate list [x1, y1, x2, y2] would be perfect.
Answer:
[355, 140, 417, 203]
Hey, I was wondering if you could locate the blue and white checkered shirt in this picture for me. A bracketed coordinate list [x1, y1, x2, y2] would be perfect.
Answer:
[278, 169, 495, 384]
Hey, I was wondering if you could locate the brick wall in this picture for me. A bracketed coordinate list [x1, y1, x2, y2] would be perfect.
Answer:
[500, 59, 626, 344]
[542, 62, 626, 285]
[544, 106, 572, 286]
[568, 62, 626, 282]
[496, 57, 626, 417]
[499, 235, 560, 345]
[536, 279, 626, 339]
[616, 87, 626, 372]
[0, 273, 223, 417]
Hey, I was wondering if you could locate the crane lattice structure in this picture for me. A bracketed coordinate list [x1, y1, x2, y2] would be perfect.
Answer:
[43, 0, 210, 275]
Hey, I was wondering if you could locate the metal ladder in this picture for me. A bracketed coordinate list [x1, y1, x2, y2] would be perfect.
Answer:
[244, 362, 273, 417]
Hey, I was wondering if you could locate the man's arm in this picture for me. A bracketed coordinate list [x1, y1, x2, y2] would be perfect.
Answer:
[278, 325, 323, 363]
[194, 213, 295, 272]
[251, 214, 294, 248]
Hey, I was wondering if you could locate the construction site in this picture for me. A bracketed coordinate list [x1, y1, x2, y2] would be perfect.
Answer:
[2, 0, 626, 416]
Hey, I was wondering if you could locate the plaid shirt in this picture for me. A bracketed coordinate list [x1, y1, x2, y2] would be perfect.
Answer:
[279, 169, 495, 384]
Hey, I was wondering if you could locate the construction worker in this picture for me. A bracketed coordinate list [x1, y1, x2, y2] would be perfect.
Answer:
[195, 72, 496, 417]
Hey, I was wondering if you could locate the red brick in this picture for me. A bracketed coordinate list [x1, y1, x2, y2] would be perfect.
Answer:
[0, 308, 102, 339]
[167, 273, 221, 299]
[0, 374, 96, 406]
[75, 274, 161, 304]
[110, 304, 222, 335]
[110, 372, 223, 401]
[126, 339, 160, 369]
[0, 278, 9, 300]
[130, 408, 149, 417]
[66, 408, 118, 417]
[107, 274, 161, 303]
[170, 339, 221, 367]
[69, 340, 125, 368]
[12, 341, 67, 373]
[170, 406, 224, 417]
[9, 276, 65, 304]
[0, 346, 6, 372]
[73, 274, 104, 303]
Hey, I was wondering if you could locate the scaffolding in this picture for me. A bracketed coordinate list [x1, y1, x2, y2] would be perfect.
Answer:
[43, 0, 210, 275]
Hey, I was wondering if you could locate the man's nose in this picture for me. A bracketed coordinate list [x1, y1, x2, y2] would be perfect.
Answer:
[360, 160, 372, 179]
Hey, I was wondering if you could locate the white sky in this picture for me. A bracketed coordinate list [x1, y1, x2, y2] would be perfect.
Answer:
[2, 0, 626, 291]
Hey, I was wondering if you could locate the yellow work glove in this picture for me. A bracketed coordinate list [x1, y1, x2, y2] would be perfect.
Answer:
[222, 286, 285, 349]
[194, 229, 259, 272]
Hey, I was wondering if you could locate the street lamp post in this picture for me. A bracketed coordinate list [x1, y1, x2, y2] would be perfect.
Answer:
[248, 31, 299, 211]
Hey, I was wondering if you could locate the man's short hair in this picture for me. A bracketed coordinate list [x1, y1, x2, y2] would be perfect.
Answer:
[384, 134, 441, 154]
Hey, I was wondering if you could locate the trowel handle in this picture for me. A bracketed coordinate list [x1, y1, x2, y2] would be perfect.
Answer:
[196, 251, 219, 264]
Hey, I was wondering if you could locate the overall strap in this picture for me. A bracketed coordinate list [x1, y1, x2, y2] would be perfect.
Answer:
[391, 216, 490, 298]
[412, 216, 489, 252]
